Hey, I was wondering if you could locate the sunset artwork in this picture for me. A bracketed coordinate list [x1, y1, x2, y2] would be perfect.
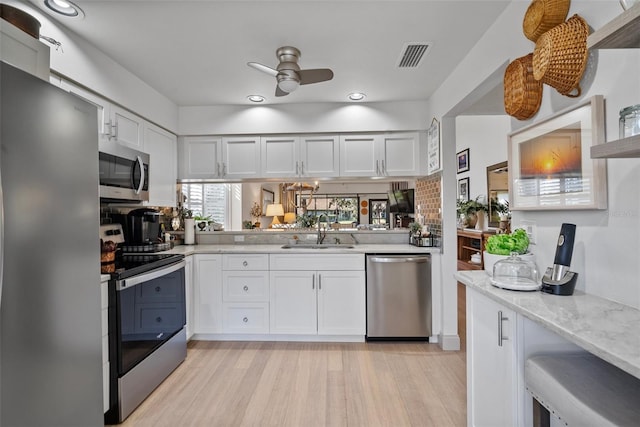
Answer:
[519, 125, 582, 195]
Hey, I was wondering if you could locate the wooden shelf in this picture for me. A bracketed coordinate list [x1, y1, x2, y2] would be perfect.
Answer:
[588, 3, 640, 49]
[591, 134, 640, 158]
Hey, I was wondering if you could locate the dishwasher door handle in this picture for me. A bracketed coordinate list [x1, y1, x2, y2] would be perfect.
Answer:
[368, 256, 429, 263]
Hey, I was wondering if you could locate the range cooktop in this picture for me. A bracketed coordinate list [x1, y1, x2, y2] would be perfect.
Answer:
[102, 253, 184, 279]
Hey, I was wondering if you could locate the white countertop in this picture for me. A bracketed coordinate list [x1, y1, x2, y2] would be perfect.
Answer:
[167, 243, 438, 256]
[455, 270, 640, 379]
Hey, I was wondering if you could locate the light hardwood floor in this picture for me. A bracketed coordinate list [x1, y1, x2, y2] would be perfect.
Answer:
[118, 341, 466, 427]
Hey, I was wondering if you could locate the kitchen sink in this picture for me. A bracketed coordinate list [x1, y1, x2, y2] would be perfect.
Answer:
[281, 243, 355, 249]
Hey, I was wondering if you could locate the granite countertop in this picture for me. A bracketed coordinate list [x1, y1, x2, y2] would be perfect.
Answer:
[167, 243, 439, 256]
[455, 270, 640, 379]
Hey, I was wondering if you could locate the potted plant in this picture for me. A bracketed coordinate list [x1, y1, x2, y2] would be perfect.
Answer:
[483, 228, 536, 274]
[456, 196, 488, 228]
[296, 213, 318, 228]
[193, 214, 211, 231]
[250, 202, 262, 228]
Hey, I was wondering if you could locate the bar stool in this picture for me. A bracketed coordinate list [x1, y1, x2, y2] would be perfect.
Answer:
[525, 353, 640, 426]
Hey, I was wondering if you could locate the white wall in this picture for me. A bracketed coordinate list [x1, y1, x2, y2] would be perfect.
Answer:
[455, 115, 511, 206]
[11, 0, 178, 132]
[427, 0, 640, 349]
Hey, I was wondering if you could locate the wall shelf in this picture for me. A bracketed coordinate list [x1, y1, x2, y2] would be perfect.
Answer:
[587, 3, 640, 49]
[591, 134, 640, 158]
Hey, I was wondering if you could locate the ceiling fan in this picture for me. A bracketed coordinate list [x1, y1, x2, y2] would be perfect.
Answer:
[247, 46, 334, 97]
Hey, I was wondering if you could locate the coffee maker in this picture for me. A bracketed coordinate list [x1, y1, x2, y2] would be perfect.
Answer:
[123, 208, 163, 245]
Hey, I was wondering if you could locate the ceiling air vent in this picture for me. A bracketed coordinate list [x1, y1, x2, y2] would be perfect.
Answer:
[397, 43, 431, 68]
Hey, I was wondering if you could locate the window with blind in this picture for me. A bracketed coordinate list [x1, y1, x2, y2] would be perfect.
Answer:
[181, 183, 235, 226]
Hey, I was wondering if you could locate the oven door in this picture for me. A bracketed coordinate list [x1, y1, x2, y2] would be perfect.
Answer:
[99, 143, 149, 202]
[113, 260, 186, 376]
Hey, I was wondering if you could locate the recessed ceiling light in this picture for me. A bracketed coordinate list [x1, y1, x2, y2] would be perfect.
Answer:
[247, 95, 265, 103]
[44, 0, 84, 17]
[348, 92, 366, 101]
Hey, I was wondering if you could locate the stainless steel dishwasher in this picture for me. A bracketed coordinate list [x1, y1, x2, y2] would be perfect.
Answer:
[366, 254, 431, 339]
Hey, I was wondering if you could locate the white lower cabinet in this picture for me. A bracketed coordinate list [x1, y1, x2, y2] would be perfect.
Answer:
[269, 254, 365, 336]
[184, 255, 194, 339]
[221, 254, 270, 333]
[193, 254, 223, 334]
[466, 288, 517, 427]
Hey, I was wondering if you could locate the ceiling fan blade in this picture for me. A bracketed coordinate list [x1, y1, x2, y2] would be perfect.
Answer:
[299, 69, 334, 85]
[248, 62, 280, 77]
[275, 86, 289, 97]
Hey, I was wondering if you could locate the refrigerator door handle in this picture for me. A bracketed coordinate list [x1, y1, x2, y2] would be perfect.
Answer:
[0, 170, 4, 305]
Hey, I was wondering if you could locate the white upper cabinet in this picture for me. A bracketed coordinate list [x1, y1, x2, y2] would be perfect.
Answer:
[222, 136, 261, 179]
[261, 135, 339, 178]
[178, 136, 222, 179]
[143, 122, 177, 207]
[300, 135, 340, 177]
[339, 134, 379, 177]
[380, 133, 420, 176]
[109, 105, 144, 149]
[60, 81, 110, 142]
[261, 135, 300, 178]
[339, 133, 420, 177]
[0, 20, 50, 81]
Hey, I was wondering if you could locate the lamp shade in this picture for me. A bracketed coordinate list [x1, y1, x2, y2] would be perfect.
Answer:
[284, 212, 296, 224]
[265, 204, 284, 217]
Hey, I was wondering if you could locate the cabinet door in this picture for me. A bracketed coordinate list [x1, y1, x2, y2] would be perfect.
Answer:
[222, 136, 261, 179]
[380, 133, 420, 176]
[261, 135, 299, 178]
[0, 20, 50, 81]
[184, 256, 194, 340]
[300, 135, 340, 177]
[269, 271, 317, 334]
[110, 105, 143, 149]
[339, 134, 379, 177]
[317, 270, 365, 335]
[143, 123, 177, 207]
[178, 136, 221, 179]
[193, 255, 223, 334]
[466, 288, 517, 427]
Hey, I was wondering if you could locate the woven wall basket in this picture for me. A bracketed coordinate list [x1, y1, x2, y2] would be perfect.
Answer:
[504, 54, 543, 120]
[533, 14, 589, 98]
[523, 0, 570, 42]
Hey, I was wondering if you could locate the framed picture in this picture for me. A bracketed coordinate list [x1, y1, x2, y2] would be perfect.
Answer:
[457, 149, 470, 173]
[508, 95, 607, 210]
[427, 117, 441, 174]
[261, 188, 274, 214]
[458, 177, 470, 201]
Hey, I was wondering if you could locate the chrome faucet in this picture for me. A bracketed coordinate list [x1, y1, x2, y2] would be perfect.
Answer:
[317, 215, 327, 244]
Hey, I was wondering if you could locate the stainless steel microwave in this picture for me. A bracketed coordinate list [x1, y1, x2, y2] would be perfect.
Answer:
[99, 141, 149, 202]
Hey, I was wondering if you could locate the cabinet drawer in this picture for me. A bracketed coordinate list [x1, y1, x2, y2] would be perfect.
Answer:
[270, 253, 364, 271]
[222, 271, 269, 302]
[222, 303, 269, 333]
[223, 254, 269, 270]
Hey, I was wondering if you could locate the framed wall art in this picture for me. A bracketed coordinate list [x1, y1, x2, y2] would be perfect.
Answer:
[508, 95, 607, 210]
[458, 177, 470, 201]
[261, 188, 274, 214]
[457, 148, 470, 173]
[427, 117, 441, 174]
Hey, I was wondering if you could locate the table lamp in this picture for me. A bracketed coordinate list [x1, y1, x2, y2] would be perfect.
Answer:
[284, 212, 297, 224]
[265, 203, 284, 228]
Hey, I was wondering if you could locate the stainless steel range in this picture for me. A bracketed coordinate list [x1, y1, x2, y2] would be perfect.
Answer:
[101, 224, 186, 424]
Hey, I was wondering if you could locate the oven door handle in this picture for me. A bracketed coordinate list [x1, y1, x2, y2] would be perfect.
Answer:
[116, 260, 185, 291]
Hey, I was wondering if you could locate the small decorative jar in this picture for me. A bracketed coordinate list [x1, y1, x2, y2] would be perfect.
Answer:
[619, 104, 640, 138]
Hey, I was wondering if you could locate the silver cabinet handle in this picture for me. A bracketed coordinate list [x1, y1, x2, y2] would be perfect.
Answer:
[375, 160, 380, 176]
[318, 274, 322, 290]
[104, 119, 113, 139]
[222, 162, 227, 176]
[295, 161, 300, 176]
[243, 285, 249, 292]
[217, 162, 222, 177]
[243, 317, 248, 323]
[242, 260, 248, 267]
[498, 310, 509, 347]
[312, 274, 315, 290]
[381, 159, 386, 175]
[300, 160, 304, 175]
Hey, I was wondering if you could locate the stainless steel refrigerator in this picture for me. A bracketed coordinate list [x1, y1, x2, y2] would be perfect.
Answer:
[0, 62, 103, 425]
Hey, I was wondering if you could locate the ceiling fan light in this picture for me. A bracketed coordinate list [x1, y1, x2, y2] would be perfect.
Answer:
[278, 79, 300, 93]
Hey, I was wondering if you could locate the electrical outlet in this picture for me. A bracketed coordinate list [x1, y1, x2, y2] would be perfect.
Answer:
[234, 235, 245, 242]
[519, 220, 536, 245]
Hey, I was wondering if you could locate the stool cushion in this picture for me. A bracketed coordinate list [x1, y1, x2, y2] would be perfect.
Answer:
[525, 353, 640, 426]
